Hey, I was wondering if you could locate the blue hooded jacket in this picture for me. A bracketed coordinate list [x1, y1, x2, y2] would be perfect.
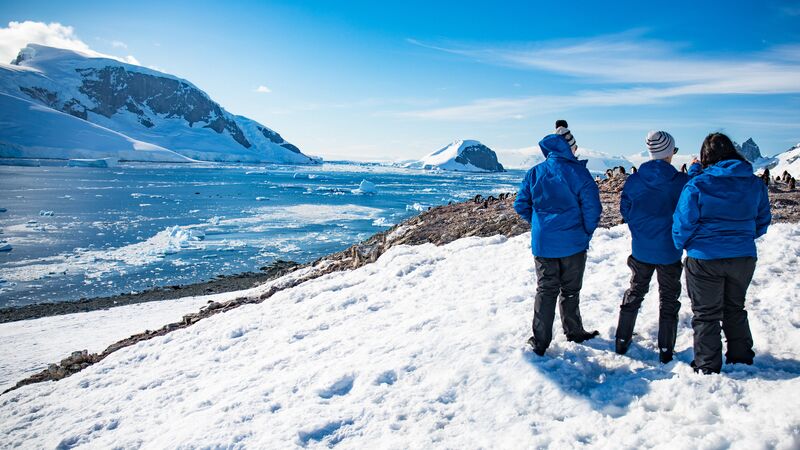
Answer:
[514, 134, 602, 258]
[672, 160, 771, 260]
[621, 159, 689, 264]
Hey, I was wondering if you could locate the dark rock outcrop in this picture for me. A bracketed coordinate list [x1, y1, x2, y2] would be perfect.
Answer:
[454, 143, 505, 172]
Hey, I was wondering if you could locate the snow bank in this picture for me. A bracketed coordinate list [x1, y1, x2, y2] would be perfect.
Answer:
[0, 296, 210, 391]
[1, 224, 799, 447]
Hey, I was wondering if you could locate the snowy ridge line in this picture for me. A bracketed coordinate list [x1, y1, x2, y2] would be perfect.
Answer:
[0, 193, 528, 394]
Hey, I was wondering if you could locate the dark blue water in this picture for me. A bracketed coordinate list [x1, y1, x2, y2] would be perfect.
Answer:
[0, 162, 524, 306]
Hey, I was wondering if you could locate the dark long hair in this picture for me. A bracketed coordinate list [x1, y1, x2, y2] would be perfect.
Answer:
[700, 133, 745, 168]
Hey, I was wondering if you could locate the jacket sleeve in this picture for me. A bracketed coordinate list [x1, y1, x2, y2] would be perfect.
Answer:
[672, 184, 700, 250]
[579, 175, 602, 235]
[620, 182, 632, 224]
[755, 183, 771, 238]
[687, 162, 703, 178]
[513, 169, 534, 223]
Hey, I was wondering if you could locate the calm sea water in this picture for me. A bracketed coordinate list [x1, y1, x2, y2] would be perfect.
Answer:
[0, 162, 525, 307]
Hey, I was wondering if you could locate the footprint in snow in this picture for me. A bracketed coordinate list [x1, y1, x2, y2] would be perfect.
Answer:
[317, 374, 355, 399]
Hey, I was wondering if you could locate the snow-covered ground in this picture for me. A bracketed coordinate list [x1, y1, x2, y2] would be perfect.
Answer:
[1, 224, 799, 448]
[0, 296, 209, 392]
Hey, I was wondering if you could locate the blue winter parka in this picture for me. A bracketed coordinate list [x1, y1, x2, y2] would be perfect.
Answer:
[672, 160, 771, 260]
[621, 159, 689, 264]
[514, 134, 602, 258]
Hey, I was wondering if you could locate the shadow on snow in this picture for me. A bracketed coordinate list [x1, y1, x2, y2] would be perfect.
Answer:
[523, 337, 800, 417]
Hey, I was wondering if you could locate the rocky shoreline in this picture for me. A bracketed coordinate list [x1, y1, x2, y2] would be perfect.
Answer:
[0, 261, 300, 324]
[2, 179, 799, 394]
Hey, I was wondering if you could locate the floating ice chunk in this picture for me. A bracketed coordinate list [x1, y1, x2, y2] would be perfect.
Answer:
[131, 193, 165, 199]
[68, 158, 112, 168]
[372, 217, 392, 227]
[38, 210, 54, 216]
[406, 203, 427, 212]
[256, 197, 268, 201]
[0, 243, 11, 252]
[352, 180, 378, 194]
[293, 172, 310, 179]
[0, 208, 7, 213]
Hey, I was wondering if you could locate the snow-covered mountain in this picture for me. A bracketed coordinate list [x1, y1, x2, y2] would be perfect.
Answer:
[0, 93, 191, 162]
[405, 140, 505, 172]
[505, 146, 632, 175]
[770, 142, 800, 177]
[0, 44, 318, 164]
[734, 138, 778, 171]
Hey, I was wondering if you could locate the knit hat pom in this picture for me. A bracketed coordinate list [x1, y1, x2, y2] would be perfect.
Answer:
[556, 126, 578, 152]
[646, 130, 675, 159]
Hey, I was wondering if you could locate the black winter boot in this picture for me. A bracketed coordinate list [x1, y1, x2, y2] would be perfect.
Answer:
[691, 360, 718, 375]
[527, 336, 546, 356]
[659, 350, 673, 364]
[615, 337, 631, 355]
[566, 330, 599, 343]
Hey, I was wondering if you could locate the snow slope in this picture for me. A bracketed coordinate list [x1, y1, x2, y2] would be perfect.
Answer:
[771, 143, 800, 177]
[0, 44, 317, 164]
[1, 224, 799, 448]
[0, 93, 191, 162]
[406, 140, 505, 172]
[0, 296, 209, 392]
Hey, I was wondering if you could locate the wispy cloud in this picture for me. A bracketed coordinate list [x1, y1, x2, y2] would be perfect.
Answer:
[404, 33, 800, 120]
[111, 40, 128, 49]
[0, 21, 141, 66]
[255, 85, 272, 93]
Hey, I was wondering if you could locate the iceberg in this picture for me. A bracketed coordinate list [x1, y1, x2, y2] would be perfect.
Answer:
[352, 179, 378, 194]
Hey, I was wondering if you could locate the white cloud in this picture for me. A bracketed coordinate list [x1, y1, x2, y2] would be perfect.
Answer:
[111, 40, 128, 49]
[405, 33, 800, 121]
[255, 85, 272, 93]
[0, 20, 141, 66]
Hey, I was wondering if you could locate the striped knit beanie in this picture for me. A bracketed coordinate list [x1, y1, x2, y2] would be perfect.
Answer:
[646, 130, 675, 159]
[556, 126, 577, 153]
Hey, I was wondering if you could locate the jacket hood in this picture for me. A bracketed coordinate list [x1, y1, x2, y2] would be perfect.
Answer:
[637, 159, 680, 188]
[704, 159, 754, 178]
[539, 134, 578, 161]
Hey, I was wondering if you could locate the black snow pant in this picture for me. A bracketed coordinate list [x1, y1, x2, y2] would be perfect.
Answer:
[615, 255, 682, 354]
[531, 251, 588, 349]
[685, 257, 757, 374]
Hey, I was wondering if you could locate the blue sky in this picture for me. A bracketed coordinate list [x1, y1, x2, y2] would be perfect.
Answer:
[1, 0, 799, 162]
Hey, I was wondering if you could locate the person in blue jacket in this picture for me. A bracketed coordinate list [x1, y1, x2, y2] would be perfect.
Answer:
[673, 132, 771, 374]
[514, 120, 602, 356]
[615, 131, 688, 363]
